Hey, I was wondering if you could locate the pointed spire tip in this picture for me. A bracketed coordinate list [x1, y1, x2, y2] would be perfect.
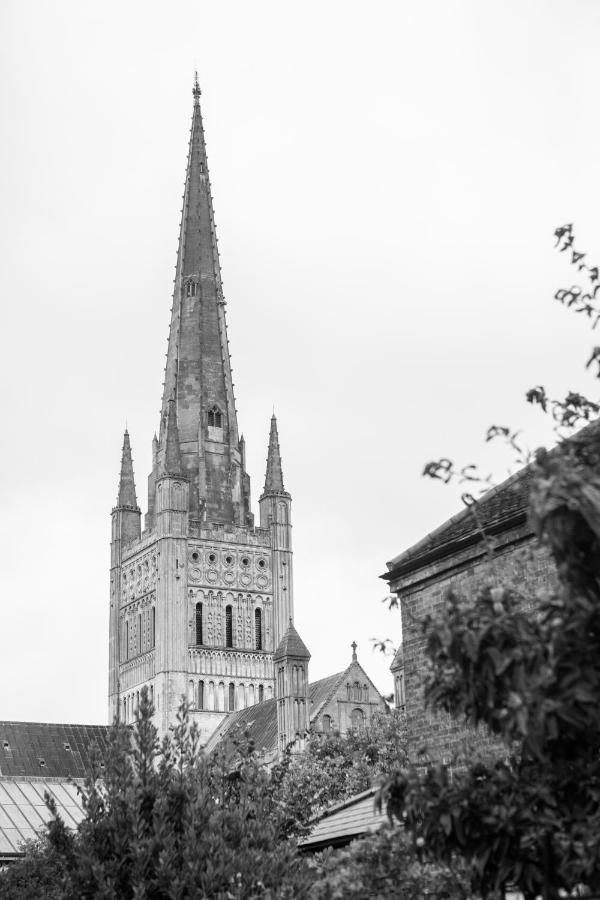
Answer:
[193, 71, 201, 104]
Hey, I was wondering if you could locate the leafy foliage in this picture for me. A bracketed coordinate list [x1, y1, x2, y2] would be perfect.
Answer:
[309, 826, 473, 900]
[272, 710, 407, 838]
[0, 692, 312, 900]
[380, 230, 600, 899]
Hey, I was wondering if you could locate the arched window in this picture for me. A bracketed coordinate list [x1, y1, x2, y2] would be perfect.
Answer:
[254, 608, 262, 650]
[225, 605, 233, 647]
[195, 602, 203, 645]
[363, 683, 369, 701]
[186, 281, 197, 298]
[208, 405, 222, 428]
[322, 715, 331, 733]
[346, 682, 351, 700]
[258, 684, 264, 702]
[353, 681, 361, 701]
[350, 708, 365, 731]
[198, 680, 204, 710]
[125, 621, 129, 661]
[228, 682, 235, 711]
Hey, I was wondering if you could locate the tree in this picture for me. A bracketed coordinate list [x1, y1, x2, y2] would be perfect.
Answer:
[308, 825, 473, 900]
[379, 228, 600, 899]
[0, 691, 313, 900]
[272, 709, 407, 839]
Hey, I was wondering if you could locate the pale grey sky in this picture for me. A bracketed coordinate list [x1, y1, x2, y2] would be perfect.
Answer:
[1, 0, 599, 723]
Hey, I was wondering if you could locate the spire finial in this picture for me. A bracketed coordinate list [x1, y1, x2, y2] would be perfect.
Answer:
[351, 641, 357, 662]
[193, 71, 201, 105]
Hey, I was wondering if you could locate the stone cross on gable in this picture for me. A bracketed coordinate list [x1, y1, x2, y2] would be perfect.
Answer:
[351, 641, 357, 661]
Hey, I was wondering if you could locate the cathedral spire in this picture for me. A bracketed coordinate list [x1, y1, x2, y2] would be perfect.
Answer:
[262, 414, 286, 495]
[157, 81, 246, 523]
[117, 429, 138, 508]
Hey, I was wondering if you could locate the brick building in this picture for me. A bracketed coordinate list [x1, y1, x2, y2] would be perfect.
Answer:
[382, 466, 557, 758]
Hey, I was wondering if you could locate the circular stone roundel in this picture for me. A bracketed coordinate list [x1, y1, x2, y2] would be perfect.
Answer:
[189, 567, 202, 583]
[240, 573, 252, 588]
[206, 569, 219, 584]
[256, 575, 268, 590]
[224, 571, 235, 585]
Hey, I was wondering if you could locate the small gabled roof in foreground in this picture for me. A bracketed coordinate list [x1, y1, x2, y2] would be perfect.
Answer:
[299, 787, 388, 852]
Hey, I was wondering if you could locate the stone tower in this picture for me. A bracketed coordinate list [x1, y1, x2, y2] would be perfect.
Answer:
[108, 78, 294, 741]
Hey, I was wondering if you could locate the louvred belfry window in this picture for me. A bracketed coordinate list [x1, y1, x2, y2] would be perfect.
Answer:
[186, 281, 197, 298]
[254, 608, 262, 650]
[208, 406, 222, 428]
[225, 605, 233, 647]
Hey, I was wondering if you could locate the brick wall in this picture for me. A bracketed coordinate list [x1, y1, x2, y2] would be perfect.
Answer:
[394, 530, 557, 760]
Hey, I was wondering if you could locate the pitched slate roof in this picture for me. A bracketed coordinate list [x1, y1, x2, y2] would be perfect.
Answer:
[0, 722, 111, 779]
[0, 776, 86, 860]
[206, 660, 387, 756]
[383, 467, 532, 581]
[299, 787, 388, 851]
[205, 698, 279, 755]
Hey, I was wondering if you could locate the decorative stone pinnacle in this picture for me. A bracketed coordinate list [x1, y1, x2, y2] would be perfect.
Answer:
[193, 71, 201, 104]
[351, 641, 357, 662]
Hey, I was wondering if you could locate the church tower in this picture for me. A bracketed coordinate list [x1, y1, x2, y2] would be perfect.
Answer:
[108, 78, 295, 741]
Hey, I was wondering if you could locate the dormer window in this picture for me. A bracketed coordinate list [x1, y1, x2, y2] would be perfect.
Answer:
[208, 406, 222, 428]
[186, 281, 197, 298]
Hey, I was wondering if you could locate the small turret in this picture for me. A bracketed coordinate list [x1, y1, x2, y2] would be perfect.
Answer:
[112, 429, 141, 550]
[109, 429, 142, 721]
[274, 619, 311, 753]
[260, 415, 293, 646]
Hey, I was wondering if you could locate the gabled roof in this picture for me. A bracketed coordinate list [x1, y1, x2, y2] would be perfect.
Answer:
[383, 466, 532, 581]
[299, 787, 388, 852]
[0, 722, 111, 779]
[206, 660, 387, 756]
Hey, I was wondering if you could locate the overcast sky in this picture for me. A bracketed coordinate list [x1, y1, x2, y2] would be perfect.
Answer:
[1, 0, 600, 723]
